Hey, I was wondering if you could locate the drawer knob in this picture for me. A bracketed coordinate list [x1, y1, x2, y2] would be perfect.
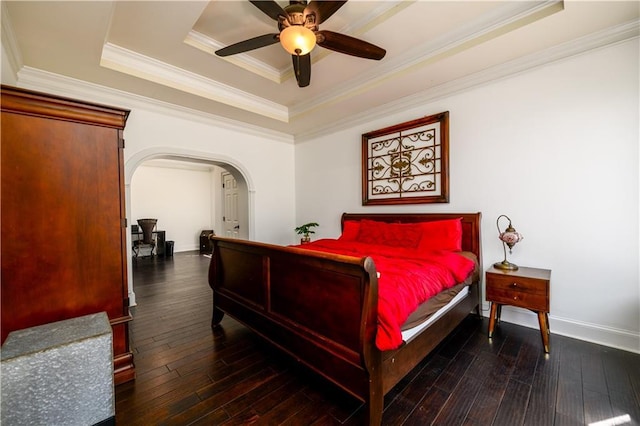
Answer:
[511, 282, 518, 287]
[513, 296, 518, 300]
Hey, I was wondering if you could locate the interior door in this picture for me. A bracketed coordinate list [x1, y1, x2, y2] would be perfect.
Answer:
[222, 172, 240, 238]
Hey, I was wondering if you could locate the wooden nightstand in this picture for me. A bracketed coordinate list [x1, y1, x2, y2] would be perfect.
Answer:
[486, 266, 551, 353]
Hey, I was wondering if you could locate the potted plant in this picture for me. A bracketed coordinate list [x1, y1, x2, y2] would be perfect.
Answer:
[295, 222, 319, 244]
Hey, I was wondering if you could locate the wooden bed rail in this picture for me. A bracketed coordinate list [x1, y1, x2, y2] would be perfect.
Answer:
[208, 237, 381, 402]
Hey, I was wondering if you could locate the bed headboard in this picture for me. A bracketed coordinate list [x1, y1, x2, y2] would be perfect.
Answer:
[341, 212, 482, 265]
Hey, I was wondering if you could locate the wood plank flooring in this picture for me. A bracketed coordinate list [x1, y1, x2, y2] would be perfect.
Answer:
[116, 251, 640, 425]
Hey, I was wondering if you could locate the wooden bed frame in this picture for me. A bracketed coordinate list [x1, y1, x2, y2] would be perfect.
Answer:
[208, 212, 482, 424]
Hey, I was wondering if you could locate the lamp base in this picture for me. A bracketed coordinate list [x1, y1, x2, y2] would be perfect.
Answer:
[493, 260, 519, 271]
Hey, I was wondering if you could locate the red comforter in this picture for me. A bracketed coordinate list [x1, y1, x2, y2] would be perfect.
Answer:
[294, 239, 475, 351]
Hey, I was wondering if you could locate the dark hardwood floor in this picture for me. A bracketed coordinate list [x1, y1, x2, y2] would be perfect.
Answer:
[116, 251, 640, 425]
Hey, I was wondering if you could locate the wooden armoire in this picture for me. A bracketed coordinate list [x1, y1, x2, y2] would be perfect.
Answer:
[1, 85, 135, 384]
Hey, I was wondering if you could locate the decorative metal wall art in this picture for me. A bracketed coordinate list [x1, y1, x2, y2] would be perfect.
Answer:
[362, 111, 449, 205]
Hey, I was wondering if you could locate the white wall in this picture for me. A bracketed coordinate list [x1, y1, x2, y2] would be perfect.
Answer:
[295, 40, 639, 353]
[1, 45, 17, 86]
[131, 163, 216, 253]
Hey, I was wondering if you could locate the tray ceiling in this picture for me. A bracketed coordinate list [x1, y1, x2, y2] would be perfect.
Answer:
[3, 1, 638, 141]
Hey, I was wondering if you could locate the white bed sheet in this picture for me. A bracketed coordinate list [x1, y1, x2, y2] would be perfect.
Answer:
[401, 286, 470, 343]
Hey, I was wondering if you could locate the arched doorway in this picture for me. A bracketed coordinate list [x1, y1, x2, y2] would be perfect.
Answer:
[124, 148, 254, 306]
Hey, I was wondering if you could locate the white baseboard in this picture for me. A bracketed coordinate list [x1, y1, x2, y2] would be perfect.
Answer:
[128, 291, 137, 307]
[174, 244, 200, 253]
[482, 304, 640, 354]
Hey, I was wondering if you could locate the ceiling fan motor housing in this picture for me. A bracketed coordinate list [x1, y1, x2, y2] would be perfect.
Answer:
[278, 2, 318, 31]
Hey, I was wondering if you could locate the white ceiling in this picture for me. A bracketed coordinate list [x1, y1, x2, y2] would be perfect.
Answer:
[2, 1, 638, 141]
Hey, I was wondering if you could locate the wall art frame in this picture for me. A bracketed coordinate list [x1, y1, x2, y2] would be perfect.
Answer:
[361, 111, 449, 206]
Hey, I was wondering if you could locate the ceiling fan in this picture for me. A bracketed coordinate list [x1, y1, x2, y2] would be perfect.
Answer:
[215, 0, 386, 88]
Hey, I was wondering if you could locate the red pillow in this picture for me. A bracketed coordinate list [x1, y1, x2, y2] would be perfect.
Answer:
[339, 220, 361, 241]
[418, 218, 463, 251]
[356, 219, 423, 248]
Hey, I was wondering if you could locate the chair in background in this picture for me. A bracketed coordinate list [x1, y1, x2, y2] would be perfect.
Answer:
[133, 219, 158, 258]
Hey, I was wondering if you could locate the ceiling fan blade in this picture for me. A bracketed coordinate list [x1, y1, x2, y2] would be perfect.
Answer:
[249, 0, 290, 22]
[304, 1, 347, 25]
[215, 33, 280, 57]
[316, 30, 386, 60]
[292, 54, 311, 87]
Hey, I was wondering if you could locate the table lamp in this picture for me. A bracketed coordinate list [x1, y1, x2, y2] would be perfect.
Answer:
[494, 214, 523, 271]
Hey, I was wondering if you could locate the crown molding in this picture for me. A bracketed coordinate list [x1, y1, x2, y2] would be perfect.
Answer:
[100, 42, 289, 122]
[15, 66, 294, 145]
[294, 19, 639, 142]
[9, 16, 637, 145]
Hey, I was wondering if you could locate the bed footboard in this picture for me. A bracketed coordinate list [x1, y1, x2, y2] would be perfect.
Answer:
[208, 237, 382, 419]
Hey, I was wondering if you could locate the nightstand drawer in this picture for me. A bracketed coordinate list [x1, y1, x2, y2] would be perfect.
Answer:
[486, 274, 547, 295]
[486, 287, 548, 311]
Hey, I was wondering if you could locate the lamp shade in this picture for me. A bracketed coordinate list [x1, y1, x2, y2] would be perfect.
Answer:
[499, 226, 523, 250]
[279, 26, 316, 55]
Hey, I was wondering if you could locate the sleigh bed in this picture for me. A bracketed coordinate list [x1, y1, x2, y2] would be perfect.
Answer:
[208, 212, 482, 425]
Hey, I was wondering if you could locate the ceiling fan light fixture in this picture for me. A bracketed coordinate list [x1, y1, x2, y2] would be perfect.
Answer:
[279, 25, 316, 55]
